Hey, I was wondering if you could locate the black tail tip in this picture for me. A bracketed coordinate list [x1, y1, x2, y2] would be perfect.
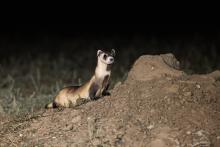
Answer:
[45, 102, 58, 109]
[45, 104, 49, 109]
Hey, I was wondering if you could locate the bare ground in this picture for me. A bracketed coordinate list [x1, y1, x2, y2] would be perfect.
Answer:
[1, 53, 220, 147]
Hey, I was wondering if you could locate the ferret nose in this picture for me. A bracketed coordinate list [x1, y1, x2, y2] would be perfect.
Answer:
[110, 58, 114, 62]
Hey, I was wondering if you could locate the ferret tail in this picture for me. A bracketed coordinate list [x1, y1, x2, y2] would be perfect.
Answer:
[45, 101, 58, 109]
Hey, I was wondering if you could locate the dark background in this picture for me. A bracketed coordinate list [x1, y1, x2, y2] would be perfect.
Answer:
[0, 23, 220, 73]
[1, 23, 220, 114]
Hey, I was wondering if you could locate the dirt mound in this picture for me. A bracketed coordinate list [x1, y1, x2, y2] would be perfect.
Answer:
[127, 53, 185, 81]
[1, 53, 220, 147]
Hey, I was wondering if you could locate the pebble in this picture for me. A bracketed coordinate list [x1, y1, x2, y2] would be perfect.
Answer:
[147, 124, 154, 130]
[196, 84, 201, 89]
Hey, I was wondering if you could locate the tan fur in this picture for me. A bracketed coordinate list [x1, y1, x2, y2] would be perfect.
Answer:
[45, 49, 114, 109]
[54, 79, 92, 107]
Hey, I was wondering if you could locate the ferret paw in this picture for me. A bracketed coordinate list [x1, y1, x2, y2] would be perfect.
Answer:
[102, 91, 111, 96]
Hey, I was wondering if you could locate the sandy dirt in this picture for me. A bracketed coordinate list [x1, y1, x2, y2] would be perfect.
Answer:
[1, 53, 220, 147]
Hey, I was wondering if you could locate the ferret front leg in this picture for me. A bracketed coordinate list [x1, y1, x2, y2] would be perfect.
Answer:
[102, 83, 110, 96]
[89, 82, 100, 100]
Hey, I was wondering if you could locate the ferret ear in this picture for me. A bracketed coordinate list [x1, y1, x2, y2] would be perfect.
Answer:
[97, 50, 103, 56]
[111, 49, 116, 56]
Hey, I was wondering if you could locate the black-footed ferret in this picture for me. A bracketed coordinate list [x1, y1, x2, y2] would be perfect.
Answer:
[45, 49, 115, 108]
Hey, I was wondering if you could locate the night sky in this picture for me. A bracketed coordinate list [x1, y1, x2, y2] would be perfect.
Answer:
[0, 24, 220, 56]
[1, 24, 219, 38]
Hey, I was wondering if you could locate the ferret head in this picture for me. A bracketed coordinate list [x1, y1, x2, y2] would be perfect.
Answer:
[97, 49, 115, 65]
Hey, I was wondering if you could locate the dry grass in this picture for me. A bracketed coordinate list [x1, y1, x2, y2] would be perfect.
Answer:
[0, 48, 130, 115]
[0, 37, 219, 116]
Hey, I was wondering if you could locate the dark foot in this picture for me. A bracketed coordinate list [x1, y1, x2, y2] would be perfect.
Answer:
[102, 91, 111, 96]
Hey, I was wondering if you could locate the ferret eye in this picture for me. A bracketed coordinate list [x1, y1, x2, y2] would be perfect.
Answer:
[103, 54, 107, 60]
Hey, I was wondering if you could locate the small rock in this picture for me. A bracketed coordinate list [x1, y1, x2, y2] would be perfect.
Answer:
[184, 92, 192, 97]
[71, 116, 81, 123]
[92, 138, 102, 146]
[32, 119, 38, 123]
[195, 130, 204, 136]
[147, 124, 154, 130]
[150, 109, 155, 113]
[64, 124, 73, 131]
[186, 131, 191, 135]
[196, 84, 201, 89]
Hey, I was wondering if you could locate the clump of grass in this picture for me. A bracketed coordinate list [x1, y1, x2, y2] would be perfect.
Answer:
[0, 103, 4, 114]
[30, 68, 41, 93]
